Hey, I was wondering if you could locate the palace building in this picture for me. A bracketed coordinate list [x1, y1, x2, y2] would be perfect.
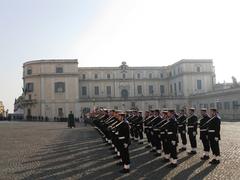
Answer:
[22, 59, 218, 120]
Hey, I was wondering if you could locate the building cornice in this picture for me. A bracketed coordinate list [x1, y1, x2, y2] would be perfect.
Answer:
[23, 59, 78, 66]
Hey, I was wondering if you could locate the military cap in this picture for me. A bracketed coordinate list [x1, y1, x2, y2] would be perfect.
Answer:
[168, 108, 175, 113]
[210, 108, 217, 112]
[162, 110, 168, 114]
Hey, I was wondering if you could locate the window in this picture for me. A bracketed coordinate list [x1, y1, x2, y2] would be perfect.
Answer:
[149, 73, 152, 79]
[137, 85, 142, 94]
[160, 85, 165, 96]
[131, 102, 136, 108]
[210, 103, 215, 108]
[216, 102, 222, 110]
[55, 82, 65, 93]
[232, 101, 239, 109]
[28, 94, 31, 100]
[224, 102, 230, 110]
[26, 83, 34, 92]
[197, 80, 202, 90]
[107, 74, 111, 79]
[94, 74, 98, 79]
[160, 73, 163, 78]
[173, 69, 176, 76]
[174, 83, 177, 96]
[56, 67, 63, 73]
[178, 81, 182, 91]
[169, 72, 172, 77]
[27, 68, 32, 75]
[170, 84, 173, 94]
[197, 66, 201, 72]
[82, 74, 86, 80]
[122, 73, 126, 79]
[149, 85, 154, 95]
[204, 104, 209, 108]
[178, 67, 181, 74]
[82, 87, 87, 96]
[106, 86, 111, 96]
[137, 73, 140, 79]
[94, 86, 99, 95]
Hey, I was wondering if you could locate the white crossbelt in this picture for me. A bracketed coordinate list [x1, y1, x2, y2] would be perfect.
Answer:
[167, 132, 173, 134]
[118, 136, 125, 140]
[208, 130, 215, 132]
[200, 129, 207, 131]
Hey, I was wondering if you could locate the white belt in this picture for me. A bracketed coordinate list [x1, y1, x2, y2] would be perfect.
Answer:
[208, 130, 215, 132]
[118, 137, 125, 140]
[153, 129, 160, 131]
[178, 125, 183, 127]
[160, 132, 165, 134]
[188, 126, 194, 128]
[168, 132, 173, 135]
[200, 129, 207, 132]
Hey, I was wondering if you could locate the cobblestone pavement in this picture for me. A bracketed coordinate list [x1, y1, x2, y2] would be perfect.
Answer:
[0, 121, 240, 180]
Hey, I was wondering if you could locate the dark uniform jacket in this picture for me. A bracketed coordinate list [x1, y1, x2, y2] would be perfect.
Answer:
[187, 115, 198, 134]
[165, 117, 178, 142]
[118, 121, 131, 145]
[208, 116, 221, 140]
[177, 115, 187, 133]
[199, 115, 210, 139]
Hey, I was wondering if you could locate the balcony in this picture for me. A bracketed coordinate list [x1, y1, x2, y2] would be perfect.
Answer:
[79, 95, 185, 102]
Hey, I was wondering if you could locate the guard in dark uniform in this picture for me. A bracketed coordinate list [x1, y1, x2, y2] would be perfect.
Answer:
[136, 111, 144, 144]
[166, 109, 179, 167]
[187, 107, 198, 154]
[199, 108, 211, 160]
[147, 109, 162, 153]
[68, 111, 75, 128]
[208, 108, 221, 164]
[144, 110, 154, 148]
[177, 109, 187, 151]
[160, 110, 170, 161]
[117, 112, 131, 173]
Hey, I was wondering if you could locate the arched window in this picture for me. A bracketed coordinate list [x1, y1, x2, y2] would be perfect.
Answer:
[197, 66, 201, 72]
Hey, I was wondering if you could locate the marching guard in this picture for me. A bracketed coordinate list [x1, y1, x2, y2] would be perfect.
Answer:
[177, 109, 187, 151]
[166, 109, 179, 167]
[116, 112, 131, 173]
[208, 108, 221, 164]
[187, 107, 198, 154]
[199, 108, 211, 160]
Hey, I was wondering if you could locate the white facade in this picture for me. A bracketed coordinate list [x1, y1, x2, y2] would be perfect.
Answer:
[22, 59, 216, 120]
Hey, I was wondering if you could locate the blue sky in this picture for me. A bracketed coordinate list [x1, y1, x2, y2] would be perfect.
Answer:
[1, 0, 240, 112]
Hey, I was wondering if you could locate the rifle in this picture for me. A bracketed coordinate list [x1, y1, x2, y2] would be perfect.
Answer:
[143, 115, 154, 123]
[199, 116, 216, 129]
[111, 121, 124, 131]
[145, 116, 160, 126]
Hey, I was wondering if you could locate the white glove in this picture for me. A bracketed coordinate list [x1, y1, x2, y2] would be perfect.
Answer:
[124, 143, 128, 148]
[193, 131, 196, 136]
[171, 141, 176, 146]
[215, 137, 219, 141]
